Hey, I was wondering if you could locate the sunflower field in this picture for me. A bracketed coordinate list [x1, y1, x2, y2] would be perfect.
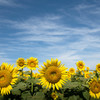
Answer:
[0, 57, 100, 100]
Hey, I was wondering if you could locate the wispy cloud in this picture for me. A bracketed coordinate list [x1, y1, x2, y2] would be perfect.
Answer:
[0, 52, 14, 65]
[0, 0, 21, 7]
[74, 4, 95, 11]
[74, 3, 100, 27]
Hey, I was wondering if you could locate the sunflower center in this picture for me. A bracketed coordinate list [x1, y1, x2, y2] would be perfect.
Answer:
[44, 66, 61, 84]
[0, 75, 5, 81]
[30, 62, 35, 65]
[51, 72, 56, 76]
[70, 69, 74, 73]
[79, 66, 83, 69]
[19, 62, 24, 66]
[51, 93, 57, 98]
[0, 70, 12, 88]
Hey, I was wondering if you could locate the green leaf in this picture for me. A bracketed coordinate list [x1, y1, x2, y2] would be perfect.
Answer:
[26, 92, 46, 100]
[26, 78, 39, 84]
[17, 82, 27, 91]
[82, 84, 89, 88]
[83, 91, 90, 100]
[34, 78, 40, 84]
[21, 91, 32, 100]
[79, 77, 87, 81]
[68, 95, 78, 100]
[63, 81, 81, 89]
[11, 87, 21, 95]
[59, 93, 64, 100]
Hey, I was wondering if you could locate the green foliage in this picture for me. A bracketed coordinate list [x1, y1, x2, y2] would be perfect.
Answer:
[0, 95, 4, 100]
[12, 87, 21, 95]
[83, 91, 90, 100]
[63, 81, 81, 89]
[17, 82, 27, 91]
[68, 95, 78, 100]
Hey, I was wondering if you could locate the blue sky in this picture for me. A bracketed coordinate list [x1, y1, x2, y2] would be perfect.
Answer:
[0, 0, 100, 72]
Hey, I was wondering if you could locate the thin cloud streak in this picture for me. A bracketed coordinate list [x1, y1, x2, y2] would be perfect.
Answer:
[0, 0, 21, 7]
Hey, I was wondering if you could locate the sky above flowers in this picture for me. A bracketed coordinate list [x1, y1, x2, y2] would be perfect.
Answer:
[0, 0, 100, 72]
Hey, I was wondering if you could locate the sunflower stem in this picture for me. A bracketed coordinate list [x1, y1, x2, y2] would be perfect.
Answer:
[31, 82, 34, 95]
[31, 70, 32, 78]
[30, 70, 33, 95]
[22, 68, 23, 76]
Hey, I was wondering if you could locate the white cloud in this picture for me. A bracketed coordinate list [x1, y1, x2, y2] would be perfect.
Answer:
[75, 4, 95, 11]
[0, 53, 14, 65]
[0, 0, 13, 6]
[0, 0, 22, 7]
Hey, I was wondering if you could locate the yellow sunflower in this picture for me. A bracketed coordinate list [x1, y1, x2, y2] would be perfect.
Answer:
[69, 68, 75, 75]
[84, 72, 90, 79]
[96, 64, 100, 73]
[39, 58, 68, 90]
[51, 92, 58, 100]
[89, 78, 100, 99]
[76, 61, 85, 71]
[16, 58, 26, 69]
[0, 63, 19, 96]
[26, 57, 39, 70]
[86, 67, 90, 71]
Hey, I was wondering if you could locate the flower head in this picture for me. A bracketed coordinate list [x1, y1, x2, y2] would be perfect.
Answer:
[39, 58, 68, 90]
[26, 57, 39, 70]
[84, 72, 90, 79]
[89, 78, 100, 99]
[69, 67, 75, 75]
[16, 58, 26, 69]
[76, 61, 85, 71]
[96, 64, 100, 73]
[51, 92, 58, 100]
[0, 63, 18, 95]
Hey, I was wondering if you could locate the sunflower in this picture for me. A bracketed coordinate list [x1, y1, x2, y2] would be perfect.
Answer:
[51, 92, 58, 100]
[69, 68, 75, 75]
[96, 64, 100, 73]
[84, 72, 90, 79]
[86, 67, 90, 71]
[0, 63, 19, 96]
[89, 78, 100, 99]
[16, 58, 26, 69]
[26, 57, 39, 70]
[39, 58, 68, 90]
[76, 61, 85, 71]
